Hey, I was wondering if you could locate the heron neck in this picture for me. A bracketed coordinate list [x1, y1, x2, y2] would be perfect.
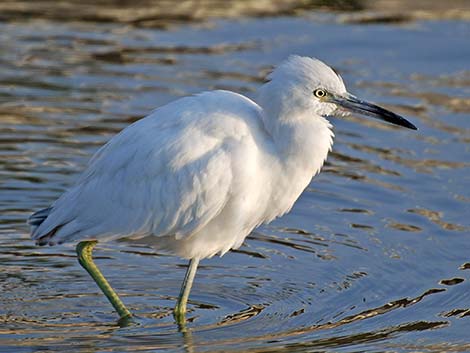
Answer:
[275, 115, 333, 175]
[257, 97, 334, 176]
[257, 104, 334, 218]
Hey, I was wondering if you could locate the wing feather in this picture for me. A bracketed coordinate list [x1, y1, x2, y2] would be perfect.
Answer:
[30, 92, 263, 245]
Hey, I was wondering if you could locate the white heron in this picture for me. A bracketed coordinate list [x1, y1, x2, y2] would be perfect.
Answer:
[29, 56, 416, 324]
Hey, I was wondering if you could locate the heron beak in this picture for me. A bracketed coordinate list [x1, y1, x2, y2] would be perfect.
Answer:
[329, 93, 417, 130]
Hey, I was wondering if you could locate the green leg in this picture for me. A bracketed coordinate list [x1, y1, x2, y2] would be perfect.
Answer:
[76, 240, 132, 320]
[174, 258, 200, 324]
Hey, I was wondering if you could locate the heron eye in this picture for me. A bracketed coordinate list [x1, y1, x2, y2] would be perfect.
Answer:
[313, 89, 327, 98]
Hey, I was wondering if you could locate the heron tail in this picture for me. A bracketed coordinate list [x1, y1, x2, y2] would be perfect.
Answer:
[28, 207, 52, 227]
[28, 207, 57, 245]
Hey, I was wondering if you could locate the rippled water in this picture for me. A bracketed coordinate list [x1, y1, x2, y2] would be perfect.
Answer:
[1, 2, 470, 352]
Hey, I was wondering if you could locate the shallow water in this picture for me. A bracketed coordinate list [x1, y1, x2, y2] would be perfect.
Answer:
[1, 2, 470, 352]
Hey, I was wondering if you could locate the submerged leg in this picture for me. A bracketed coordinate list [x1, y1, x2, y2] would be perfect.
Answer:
[76, 240, 132, 320]
[174, 258, 200, 323]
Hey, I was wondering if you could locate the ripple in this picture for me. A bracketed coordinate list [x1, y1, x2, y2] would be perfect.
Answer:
[387, 222, 422, 232]
[408, 208, 467, 231]
[439, 278, 465, 286]
[441, 308, 470, 318]
[1, 4, 469, 352]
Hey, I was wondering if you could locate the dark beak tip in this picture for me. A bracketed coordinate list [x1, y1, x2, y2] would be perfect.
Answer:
[403, 120, 418, 130]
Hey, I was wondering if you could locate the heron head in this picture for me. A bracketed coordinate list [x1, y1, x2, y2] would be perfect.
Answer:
[264, 55, 417, 130]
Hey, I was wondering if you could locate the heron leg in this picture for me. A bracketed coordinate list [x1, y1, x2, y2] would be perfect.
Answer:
[174, 258, 200, 323]
[76, 240, 132, 320]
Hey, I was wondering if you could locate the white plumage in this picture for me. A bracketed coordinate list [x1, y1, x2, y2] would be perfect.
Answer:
[30, 56, 340, 259]
[29, 56, 415, 321]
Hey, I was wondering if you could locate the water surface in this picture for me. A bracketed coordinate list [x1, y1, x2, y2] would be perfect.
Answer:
[1, 2, 470, 352]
